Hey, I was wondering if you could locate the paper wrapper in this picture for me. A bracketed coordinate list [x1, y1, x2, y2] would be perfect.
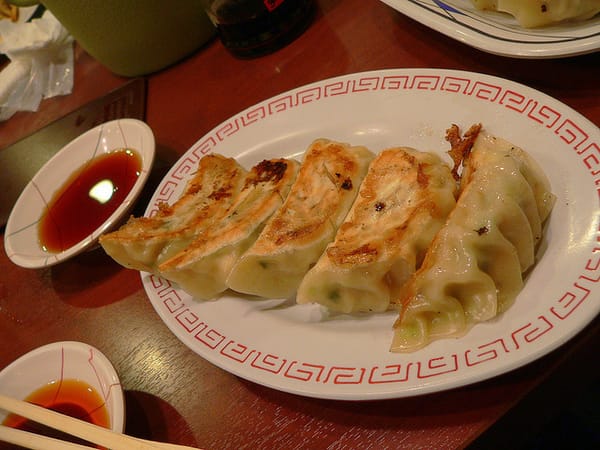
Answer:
[0, 10, 74, 121]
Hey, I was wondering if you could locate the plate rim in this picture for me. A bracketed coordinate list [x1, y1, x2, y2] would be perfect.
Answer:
[379, 0, 600, 58]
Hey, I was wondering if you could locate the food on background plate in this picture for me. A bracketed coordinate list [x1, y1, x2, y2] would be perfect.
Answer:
[296, 147, 457, 314]
[390, 125, 555, 352]
[0, 0, 18, 22]
[99, 154, 248, 273]
[158, 157, 300, 300]
[470, 0, 600, 28]
[226, 139, 374, 298]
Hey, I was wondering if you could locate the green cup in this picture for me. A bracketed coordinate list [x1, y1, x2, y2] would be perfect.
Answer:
[9, 0, 216, 76]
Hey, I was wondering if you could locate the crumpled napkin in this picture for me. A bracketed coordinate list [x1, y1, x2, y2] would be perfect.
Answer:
[0, 10, 74, 121]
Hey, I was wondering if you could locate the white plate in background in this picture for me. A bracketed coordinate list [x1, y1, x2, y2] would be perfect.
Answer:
[379, 0, 600, 58]
[142, 69, 600, 400]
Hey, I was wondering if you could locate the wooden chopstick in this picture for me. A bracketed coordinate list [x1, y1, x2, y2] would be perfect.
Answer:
[0, 425, 94, 450]
[0, 394, 199, 450]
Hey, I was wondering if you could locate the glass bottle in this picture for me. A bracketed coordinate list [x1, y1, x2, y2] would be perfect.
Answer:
[206, 0, 315, 58]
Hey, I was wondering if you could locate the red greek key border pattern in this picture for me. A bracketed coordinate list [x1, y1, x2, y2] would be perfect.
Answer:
[149, 257, 596, 386]
[145, 72, 599, 386]
[147, 72, 600, 215]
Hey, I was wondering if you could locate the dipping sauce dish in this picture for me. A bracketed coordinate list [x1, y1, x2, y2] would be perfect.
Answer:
[4, 118, 155, 269]
[0, 341, 125, 434]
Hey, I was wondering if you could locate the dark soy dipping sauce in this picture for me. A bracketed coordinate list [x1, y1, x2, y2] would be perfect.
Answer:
[1, 379, 110, 449]
[38, 148, 142, 253]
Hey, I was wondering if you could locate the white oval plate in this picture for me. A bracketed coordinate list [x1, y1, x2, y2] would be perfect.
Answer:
[380, 0, 600, 58]
[0, 341, 125, 432]
[4, 118, 155, 269]
[142, 68, 599, 400]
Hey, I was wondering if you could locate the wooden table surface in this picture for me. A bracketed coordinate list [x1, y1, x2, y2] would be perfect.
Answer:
[1, 1, 599, 449]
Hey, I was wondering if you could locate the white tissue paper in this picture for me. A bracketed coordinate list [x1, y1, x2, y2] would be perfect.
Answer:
[0, 10, 74, 121]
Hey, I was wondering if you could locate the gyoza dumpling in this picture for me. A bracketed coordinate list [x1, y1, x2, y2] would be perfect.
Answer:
[296, 147, 457, 313]
[158, 158, 300, 300]
[470, 0, 600, 27]
[391, 126, 555, 352]
[226, 139, 375, 298]
[99, 154, 247, 272]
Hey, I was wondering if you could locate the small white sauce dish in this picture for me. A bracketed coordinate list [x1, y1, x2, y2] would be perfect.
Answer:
[4, 118, 155, 269]
[0, 341, 125, 433]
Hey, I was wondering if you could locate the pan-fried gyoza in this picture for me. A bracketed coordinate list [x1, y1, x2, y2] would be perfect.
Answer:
[296, 147, 456, 314]
[390, 125, 555, 352]
[99, 154, 248, 273]
[158, 158, 300, 300]
[227, 139, 374, 299]
[101, 124, 554, 353]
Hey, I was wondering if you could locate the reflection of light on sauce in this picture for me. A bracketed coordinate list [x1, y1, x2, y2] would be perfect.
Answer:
[38, 148, 142, 253]
[89, 179, 116, 204]
[1, 379, 110, 449]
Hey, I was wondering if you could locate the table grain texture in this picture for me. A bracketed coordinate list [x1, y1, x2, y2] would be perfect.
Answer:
[1, 1, 598, 449]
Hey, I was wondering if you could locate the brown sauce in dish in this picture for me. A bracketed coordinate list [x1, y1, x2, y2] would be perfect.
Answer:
[38, 148, 142, 253]
[1, 379, 110, 449]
